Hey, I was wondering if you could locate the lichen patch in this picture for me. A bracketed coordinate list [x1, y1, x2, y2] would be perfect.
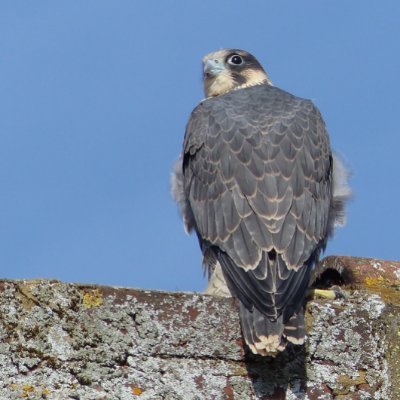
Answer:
[82, 289, 104, 308]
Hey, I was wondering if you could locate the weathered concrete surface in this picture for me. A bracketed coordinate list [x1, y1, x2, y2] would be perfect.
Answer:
[0, 256, 399, 399]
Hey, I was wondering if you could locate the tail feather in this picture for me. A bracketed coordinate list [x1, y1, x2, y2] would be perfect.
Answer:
[239, 302, 257, 349]
[240, 303, 305, 356]
[214, 247, 312, 356]
[283, 307, 305, 345]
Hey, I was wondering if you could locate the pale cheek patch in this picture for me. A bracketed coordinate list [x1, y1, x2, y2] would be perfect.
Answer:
[204, 67, 271, 97]
[246, 69, 272, 85]
[205, 70, 235, 97]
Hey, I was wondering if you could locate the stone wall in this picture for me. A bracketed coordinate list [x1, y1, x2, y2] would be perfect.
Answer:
[0, 256, 399, 399]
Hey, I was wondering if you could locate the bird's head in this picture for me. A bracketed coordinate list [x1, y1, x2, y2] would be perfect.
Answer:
[202, 49, 271, 98]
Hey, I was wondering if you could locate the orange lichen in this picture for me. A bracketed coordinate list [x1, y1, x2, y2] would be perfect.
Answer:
[365, 276, 384, 286]
[132, 386, 143, 395]
[82, 289, 104, 308]
[334, 371, 367, 395]
[21, 385, 35, 398]
[363, 276, 400, 305]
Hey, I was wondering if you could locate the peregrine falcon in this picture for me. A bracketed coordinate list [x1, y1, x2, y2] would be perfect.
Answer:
[171, 49, 350, 356]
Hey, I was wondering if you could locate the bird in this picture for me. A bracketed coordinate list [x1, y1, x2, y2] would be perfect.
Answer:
[171, 49, 350, 356]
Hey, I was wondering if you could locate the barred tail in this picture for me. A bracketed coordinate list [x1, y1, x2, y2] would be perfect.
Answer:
[239, 303, 305, 356]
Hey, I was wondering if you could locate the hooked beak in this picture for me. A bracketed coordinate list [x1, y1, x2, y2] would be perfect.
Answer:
[203, 59, 225, 77]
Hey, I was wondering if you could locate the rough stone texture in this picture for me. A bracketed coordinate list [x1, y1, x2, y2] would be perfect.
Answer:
[0, 256, 399, 399]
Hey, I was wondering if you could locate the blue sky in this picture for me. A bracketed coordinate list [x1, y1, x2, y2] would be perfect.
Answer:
[1, 1, 399, 292]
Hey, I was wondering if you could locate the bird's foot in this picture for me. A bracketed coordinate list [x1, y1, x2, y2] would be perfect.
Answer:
[306, 286, 347, 300]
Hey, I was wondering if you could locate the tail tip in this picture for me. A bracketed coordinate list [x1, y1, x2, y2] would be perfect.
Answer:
[246, 332, 305, 356]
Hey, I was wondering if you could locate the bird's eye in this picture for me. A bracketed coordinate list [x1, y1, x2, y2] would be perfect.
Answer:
[228, 55, 243, 65]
